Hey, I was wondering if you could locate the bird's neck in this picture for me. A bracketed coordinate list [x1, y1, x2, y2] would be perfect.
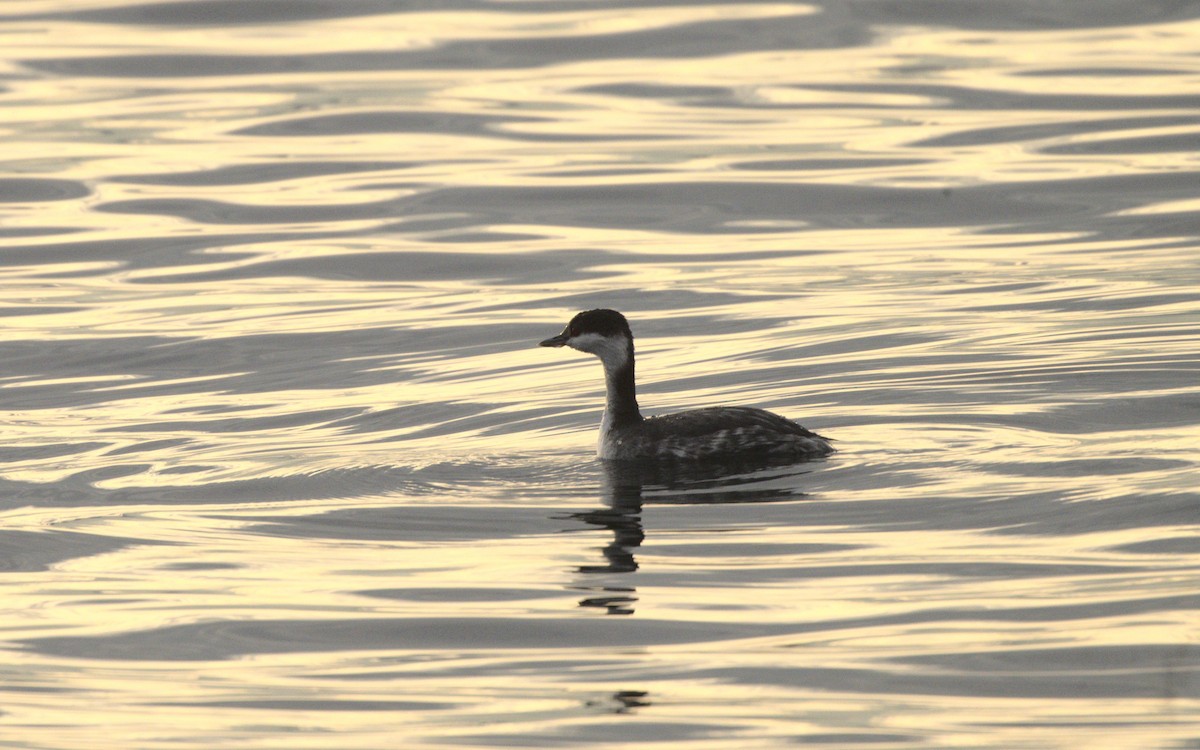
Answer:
[599, 339, 643, 433]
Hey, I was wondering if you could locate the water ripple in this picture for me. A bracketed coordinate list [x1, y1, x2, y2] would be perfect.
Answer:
[1, 0, 1198, 747]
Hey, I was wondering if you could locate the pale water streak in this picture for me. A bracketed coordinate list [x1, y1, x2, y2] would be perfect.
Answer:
[0, 1, 1198, 748]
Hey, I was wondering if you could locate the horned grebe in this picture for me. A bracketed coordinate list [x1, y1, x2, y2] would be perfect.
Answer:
[539, 309, 834, 461]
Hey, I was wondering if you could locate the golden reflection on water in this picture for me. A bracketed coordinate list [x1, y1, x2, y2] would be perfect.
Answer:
[0, 1, 1198, 748]
[3, 484, 1194, 748]
[1, 216, 1194, 487]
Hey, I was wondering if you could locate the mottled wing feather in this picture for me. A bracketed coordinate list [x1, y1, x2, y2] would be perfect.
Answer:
[609, 406, 833, 460]
[645, 406, 824, 438]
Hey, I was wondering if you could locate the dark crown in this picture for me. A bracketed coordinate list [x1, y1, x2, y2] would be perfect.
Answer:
[568, 308, 633, 338]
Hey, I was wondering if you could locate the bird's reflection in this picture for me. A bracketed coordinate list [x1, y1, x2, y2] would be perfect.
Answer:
[584, 689, 651, 714]
[567, 456, 822, 615]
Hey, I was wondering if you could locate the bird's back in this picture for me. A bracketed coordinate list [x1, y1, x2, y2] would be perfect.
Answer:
[603, 406, 833, 460]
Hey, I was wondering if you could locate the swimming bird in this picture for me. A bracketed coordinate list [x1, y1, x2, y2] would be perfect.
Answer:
[539, 309, 834, 461]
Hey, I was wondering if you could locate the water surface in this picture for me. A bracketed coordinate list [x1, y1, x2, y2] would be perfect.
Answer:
[1, 1, 1198, 748]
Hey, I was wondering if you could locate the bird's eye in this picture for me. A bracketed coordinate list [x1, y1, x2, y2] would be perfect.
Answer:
[568, 326, 578, 337]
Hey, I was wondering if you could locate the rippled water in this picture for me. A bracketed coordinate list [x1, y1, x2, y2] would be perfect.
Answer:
[2, 1, 1198, 748]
